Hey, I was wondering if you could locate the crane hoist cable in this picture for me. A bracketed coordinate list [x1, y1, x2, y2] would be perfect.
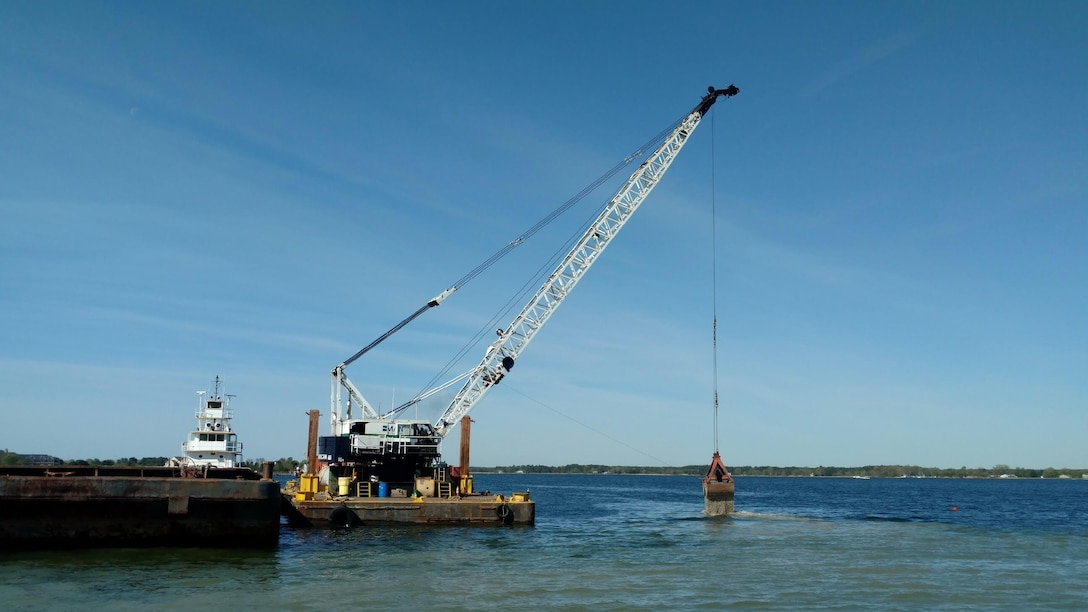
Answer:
[338, 114, 688, 373]
[387, 115, 698, 417]
[710, 106, 721, 455]
[338, 85, 740, 433]
[398, 97, 737, 419]
[430, 85, 739, 438]
[389, 191, 610, 418]
[382, 124, 685, 417]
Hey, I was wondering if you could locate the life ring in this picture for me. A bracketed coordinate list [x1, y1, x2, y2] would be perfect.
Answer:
[496, 503, 513, 525]
[328, 506, 360, 529]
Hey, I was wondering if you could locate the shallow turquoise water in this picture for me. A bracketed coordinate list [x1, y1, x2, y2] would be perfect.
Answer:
[2, 475, 1086, 610]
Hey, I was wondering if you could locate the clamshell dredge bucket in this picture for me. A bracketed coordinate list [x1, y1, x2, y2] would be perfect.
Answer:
[702, 451, 735, 516]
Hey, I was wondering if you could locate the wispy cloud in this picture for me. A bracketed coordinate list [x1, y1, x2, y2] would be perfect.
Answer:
[87, 307, 354, 355]
[806, 28, 922, 96]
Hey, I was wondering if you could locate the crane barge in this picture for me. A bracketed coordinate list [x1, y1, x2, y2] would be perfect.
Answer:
[285, 85, 739, 527]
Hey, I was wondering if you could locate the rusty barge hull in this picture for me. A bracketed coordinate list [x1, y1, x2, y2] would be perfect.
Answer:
[286, 496, 535, 528]
[0, 466, 280, 550]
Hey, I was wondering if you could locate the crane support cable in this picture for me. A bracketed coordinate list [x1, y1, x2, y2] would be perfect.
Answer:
[339, 303, 431, 369]
[710, 107, 721, 454]
[337, 118, 687, 371]
[389, 217, 581, 418]
[505, 384, 673, 467]
[433, 86, 740, 438]
[448, 119, 684, 290]
[406, 90, 738, 408]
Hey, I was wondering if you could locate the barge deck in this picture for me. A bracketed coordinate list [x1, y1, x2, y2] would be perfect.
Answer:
[284, 492, 534, 527]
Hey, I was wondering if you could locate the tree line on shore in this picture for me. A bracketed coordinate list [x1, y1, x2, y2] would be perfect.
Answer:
[477, 464, 1087, 479]
[0, 451, 302, 475]
[4, 451, 1083, 479]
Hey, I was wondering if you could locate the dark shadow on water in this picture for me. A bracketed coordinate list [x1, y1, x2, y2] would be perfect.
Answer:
[858, 514, 937, 523]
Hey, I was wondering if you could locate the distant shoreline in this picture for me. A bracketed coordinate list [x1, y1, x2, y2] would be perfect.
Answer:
[477, 472, 1088, 480]
[6, 452, 1084, 480]
[474, 465, 1088, 479]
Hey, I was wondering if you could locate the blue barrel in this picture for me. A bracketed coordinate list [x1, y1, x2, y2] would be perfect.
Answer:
[378, 482, 389, 498]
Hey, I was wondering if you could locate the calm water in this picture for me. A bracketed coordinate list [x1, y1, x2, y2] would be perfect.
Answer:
[2, 475, 1087, 610]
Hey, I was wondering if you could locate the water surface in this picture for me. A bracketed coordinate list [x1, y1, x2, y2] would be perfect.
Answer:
[2, 475, 1086, 610]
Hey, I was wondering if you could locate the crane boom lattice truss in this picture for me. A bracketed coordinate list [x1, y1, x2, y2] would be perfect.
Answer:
[433, 86, 738, 437]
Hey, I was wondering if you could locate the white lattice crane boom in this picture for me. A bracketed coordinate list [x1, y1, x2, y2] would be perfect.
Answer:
[432, 85, 739, 437]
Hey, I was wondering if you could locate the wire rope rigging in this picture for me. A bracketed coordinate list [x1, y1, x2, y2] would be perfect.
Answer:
[318, 86, 741, 498]
[332, 116, 690, 422]
[702, 102, 736, 515]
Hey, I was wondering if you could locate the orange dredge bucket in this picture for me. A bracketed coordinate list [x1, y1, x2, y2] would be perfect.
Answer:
[702, 451, 735, 515]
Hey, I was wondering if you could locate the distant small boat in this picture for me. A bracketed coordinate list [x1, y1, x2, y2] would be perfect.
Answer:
[852, 475, 871, 480]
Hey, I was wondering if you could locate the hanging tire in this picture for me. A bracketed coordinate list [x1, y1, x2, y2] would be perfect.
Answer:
[496, 503, 514, 525]
[329, 506, 360, 529]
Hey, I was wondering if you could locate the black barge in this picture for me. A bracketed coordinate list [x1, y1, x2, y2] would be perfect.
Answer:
[0, 465, 281, 550]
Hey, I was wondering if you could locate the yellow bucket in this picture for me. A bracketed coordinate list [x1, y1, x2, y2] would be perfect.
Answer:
[337, 476, 351, 496]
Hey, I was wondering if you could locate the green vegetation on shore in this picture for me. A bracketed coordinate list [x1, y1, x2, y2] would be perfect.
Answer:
[474, 464, 1088, 479]
[0, 450, 301, 474]
[3, 451, 1084, 479]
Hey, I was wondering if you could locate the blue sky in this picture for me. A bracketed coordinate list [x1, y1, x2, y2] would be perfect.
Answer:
[1, 1, 1085, 469]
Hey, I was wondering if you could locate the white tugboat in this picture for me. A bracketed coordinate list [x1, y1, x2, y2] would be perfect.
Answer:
[172, 376, 244, 468]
